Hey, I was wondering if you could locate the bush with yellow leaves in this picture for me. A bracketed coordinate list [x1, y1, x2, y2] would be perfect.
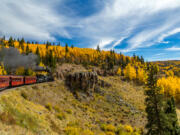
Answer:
[123, 125, 133, 133]
[100, 124, 141, 135]
[116, 124, 141, 135]
[124, 64, 136, 80]
[0, 63, 7, 75]
[100, 124, 116, 132]
[136, 67, 147, 84]
[117, 67, 122, 76]
[15, 67, 25, 75]
[165, 70, 174, 77]
[157, 76, 180, 102]
[65, 126, 94, 135]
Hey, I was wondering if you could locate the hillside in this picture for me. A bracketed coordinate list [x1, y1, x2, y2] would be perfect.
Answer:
[0, 38, 179, 134]
[0, 70, 145, 135]
[154, 60, 180, 77]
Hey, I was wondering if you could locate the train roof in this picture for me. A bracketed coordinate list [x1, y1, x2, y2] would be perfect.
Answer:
[0, 75, 10, 78]
[10, 76, 24, 78]
[25, 76, 37, 78]
[0, 75, 38, 78]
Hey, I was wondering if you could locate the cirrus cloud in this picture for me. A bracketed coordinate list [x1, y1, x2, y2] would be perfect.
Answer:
[0, 0, 180, 60]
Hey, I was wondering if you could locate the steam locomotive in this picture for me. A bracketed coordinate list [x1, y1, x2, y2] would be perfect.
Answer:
[0, 66, 54, 89]
[0, 75, 54, 89]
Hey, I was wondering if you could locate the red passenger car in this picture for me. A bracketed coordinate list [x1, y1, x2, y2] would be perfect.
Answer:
[25, 76, 37, 84]
[0, 76, 10, 88]
[10, 76, 24, 86]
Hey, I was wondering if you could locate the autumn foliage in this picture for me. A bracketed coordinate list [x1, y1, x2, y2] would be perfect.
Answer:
[158, 76, 180, 102]
[1, 37, 180, 103]
[124, 64, 136, 80]
[0, 37, 145, 75]
[0, 63, 7, 75]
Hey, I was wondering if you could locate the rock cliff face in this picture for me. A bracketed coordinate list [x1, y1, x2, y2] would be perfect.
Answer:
[65, 71, 112, 101]
[66, 72, 98, 95]
[56, 64, 86, 80]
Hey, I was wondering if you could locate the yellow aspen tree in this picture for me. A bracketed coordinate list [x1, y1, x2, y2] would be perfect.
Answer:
[124, 64, 136, 80]
[117, 67, 122, 75]
[16, 67, 25, 75]
[157, 77, 180, 102]
[136, 67, 147, 84]
[0, 63, 7, 75]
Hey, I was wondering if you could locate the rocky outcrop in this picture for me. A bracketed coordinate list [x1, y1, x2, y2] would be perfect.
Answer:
[65, 71, 112, 101]
[92, 66, 119, 76]
[98, 79, 112, 88]
[56, 64, 86, 80]
[66, 72, 98, 95]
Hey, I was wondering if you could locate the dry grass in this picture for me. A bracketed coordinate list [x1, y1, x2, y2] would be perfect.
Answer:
[0, 76, 146, 134]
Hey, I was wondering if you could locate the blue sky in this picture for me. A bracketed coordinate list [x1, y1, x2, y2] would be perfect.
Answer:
[0, 0, 180, 61]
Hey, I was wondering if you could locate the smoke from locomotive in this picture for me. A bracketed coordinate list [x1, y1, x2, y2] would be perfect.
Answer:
[0, 47, 38, 70]
[0, 47, 54, 86]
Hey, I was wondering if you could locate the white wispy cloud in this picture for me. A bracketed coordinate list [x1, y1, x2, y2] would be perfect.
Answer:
[1, 0, 180, 55]
[97, 38, 114, 49]
[154, 53, 165, 56]
[0, 0, 72, 40]
[166, 46, 180, 51]
[77, 0, 180, 51]
[158, 28, 180, 43]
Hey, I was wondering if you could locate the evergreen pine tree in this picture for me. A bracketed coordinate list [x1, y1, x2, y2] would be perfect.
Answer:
[96, 45, 100, 52]
[106, 55, 114, 70]
[71, 44, 74, 49]
[164, 97, 180, 135]
[19, 38, 25, 50]
[26, 45, 30, 55]
[65, 43, 69, 54]
[35, 47, 40, 64]
[145, 64, 180, 135]
[8, 36, 14, 47]
[145, 64, 167, 135]
[46, 41, 51, 49]
[48, 50, 56, 68]
[133, 53, 136, 60]
[65, 43, 69, 62]
[35, 47, 40, 56]
[20, 38, 25, 44]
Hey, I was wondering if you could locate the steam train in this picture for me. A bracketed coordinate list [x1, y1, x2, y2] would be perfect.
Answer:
[0, 75, 54, 89]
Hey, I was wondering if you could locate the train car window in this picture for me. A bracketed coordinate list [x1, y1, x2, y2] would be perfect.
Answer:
[0, 78, 8, 83]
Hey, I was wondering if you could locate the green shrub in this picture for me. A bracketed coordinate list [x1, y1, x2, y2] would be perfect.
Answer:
[105, 131, 115, 135]
[101, 124, 116, 132]
[45, 103, 53, 111]
[66, 109, 73, 114]
[65, 127, 80, 135]
[56, 112, 66, 120]
[67, 121, 79, 127]
[65, 127, 94, 135]
[82, 129, 94, 135]
[21, 92, 28, 99]
[116, 124, 141, 135]
[53, 105, 61, 112]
